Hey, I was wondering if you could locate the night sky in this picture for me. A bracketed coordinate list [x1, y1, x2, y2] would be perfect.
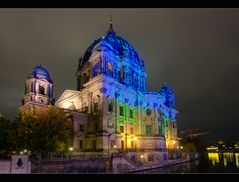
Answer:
[1, 9, 239, 142]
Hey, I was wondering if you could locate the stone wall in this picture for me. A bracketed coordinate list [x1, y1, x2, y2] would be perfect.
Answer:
[31, 158, 109, 173]
[0, 161, 11, 174]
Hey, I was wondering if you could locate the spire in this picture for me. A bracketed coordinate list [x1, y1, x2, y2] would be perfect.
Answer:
[109, 15, 113, 32]
[39, 60, 43, 67]
[107, 15, 116, 36]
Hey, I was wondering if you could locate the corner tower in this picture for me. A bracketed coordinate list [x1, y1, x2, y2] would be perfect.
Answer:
[19, 62, 54, 111]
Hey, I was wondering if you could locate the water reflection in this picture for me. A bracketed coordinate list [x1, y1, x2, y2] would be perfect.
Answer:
[208, 153, 219, 166]
[208, 152, 239, 169]
[235, 153, 239, 168]
[135, 152, 239, 173]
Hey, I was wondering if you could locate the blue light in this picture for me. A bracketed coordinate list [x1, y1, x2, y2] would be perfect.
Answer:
[76, 28, 177, 122]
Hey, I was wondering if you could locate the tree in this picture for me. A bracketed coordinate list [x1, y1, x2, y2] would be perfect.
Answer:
[0, 114, 13, 159]
[12, 106, 73, 157]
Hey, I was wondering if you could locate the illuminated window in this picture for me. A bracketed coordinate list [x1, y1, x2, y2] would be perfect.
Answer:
[146, 125, 152, 136]
[108, 62, 113, 76]
[120, 126, 124, 133]
[130, 109, 134, 119]
[119, 106, 124, 116]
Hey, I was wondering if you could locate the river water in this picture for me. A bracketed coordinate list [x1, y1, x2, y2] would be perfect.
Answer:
[138, 152, 239, 173]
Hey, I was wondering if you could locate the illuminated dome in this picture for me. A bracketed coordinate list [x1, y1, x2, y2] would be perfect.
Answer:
[76, 19, 147, 92]
[28, 64, 52, 83]
[159, 84, 175, 109]
[81, 26, 145, 71]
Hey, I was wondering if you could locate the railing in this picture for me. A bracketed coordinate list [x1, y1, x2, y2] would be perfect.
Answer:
[112, 152, 142, 167]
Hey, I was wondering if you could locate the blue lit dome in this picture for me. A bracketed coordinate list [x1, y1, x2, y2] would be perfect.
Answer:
[81, 28, 145, 70]
[159, 85, 175, 109]
[29, 65, 52, 83]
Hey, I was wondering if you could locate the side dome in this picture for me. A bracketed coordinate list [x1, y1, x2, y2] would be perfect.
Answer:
[159, 85, 175, 109]
[28, 65, 52, 83]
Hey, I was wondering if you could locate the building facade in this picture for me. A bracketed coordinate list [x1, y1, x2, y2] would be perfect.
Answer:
[55, 22, 179, 163]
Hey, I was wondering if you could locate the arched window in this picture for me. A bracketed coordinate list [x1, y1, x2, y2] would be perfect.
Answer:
[108, 62, 113, 77]
[93, 63, 100, 77]
[30, 82, 34, 92]
[39, 85, 45, 95]
[108, 62, 113, 71]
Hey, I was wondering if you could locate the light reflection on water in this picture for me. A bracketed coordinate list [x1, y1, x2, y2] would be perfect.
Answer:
[140, 152, 239, 173]
[208, 152, 239, 168]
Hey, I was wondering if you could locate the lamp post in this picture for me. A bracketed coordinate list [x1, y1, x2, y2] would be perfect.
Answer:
[69, 147, 73, 159]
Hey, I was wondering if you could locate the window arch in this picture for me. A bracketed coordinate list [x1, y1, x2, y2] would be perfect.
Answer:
[30, 82, 34, 92]
[39, 85, 45, 95]
[108, 62, 113, 77]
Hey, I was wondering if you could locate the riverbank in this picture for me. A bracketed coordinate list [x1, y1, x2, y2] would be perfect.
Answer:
[126, 152, 199, 173]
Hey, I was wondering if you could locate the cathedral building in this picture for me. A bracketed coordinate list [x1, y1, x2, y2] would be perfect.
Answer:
[55, 20, 179, 163]
[20, 20, 179, 164]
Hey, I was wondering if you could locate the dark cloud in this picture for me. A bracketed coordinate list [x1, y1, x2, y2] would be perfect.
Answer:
[1, 9, 239, 142]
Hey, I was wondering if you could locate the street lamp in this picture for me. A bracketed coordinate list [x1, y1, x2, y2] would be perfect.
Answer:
[69, 147, 73, 160]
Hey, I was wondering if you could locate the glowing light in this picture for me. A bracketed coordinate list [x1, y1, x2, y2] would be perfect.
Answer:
[223, 157, 227, 167]
[207, 147, 218, 150]
[20, 151, 23, 155]
[113, 145, 117, 149]
[180, 146, 183, 149]
[208, 153, 219, 164]
[235, 153, 239, 168]
[24, 149, 27, 153]
[133, 137, 137, 141]
[140, 155, 144, 158]
[69, 147, 73, 151]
